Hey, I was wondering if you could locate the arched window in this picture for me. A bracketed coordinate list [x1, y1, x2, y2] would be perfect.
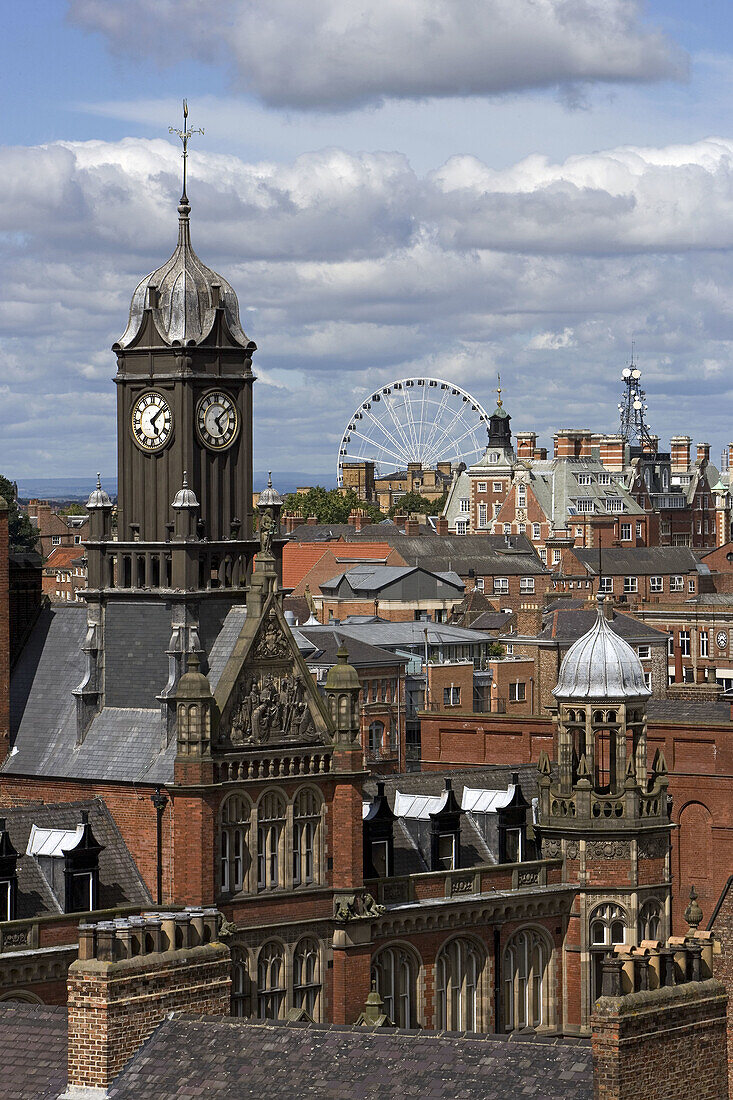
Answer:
[372, 945, 420, 1028]
[503, 929, 550, 1031]
[258, 791, 286, 891]
[589, 903, 627, 1002]
[231, 949, 251, 1018]
[637, 899, 662, 943]
[220, 793, 251, 894]
[293, 788, 322, 887]
[293, 937, 321, 1020]
[436, 938, 486, 1032]
[368, 721, 384, 756]
[257, 942, 286, 1019]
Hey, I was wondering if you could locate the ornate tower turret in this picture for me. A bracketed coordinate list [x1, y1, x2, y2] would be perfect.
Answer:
[537, 596, 672, 1035]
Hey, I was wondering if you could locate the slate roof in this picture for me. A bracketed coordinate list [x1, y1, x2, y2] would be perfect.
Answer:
[528, 457, 644, 523]
[321, 565, 464, 595]
[470, 611, 513, 632]
[2, 798, 150, 919]
[531, 608, 667, 646]
[571, 547, 703, 576]
[296, 627, 407, 670]
[288, 528, 549, 577]
[5, 600, 249, 785]
[106, 1015, 592, 1100]
[647, 699, 733, 725]
[0, 1003, 68, 1100]
[303, 619, 492, 653]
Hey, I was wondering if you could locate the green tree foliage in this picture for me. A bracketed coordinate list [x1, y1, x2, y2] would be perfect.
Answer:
[487, 641, 506, 658]
[0, 475, 38, 553]
[388, 491, 447, 518]
[61, 502, 87, 516]
[281, 486, 383, 525]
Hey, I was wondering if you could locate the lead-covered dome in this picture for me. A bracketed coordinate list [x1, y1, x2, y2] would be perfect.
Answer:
[553, 598, 650, 702]
[116, 197, 251, 349]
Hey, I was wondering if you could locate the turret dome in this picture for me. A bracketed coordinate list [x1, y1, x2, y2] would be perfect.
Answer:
[553, 598, 650, 702]
[86, 473, 112, 510]
[116, 196, 252, 350]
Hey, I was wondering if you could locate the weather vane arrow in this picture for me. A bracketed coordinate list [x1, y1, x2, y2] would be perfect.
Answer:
[169, 99, 204, 204]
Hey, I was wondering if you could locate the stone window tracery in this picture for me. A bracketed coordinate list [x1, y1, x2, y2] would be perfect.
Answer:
[637, 899, 662, 943]
[231, 949, 251, 1017]
[589, 902, 627, 1001]
[372, 945, 420, 1028]
[257, 941, 286, 1019]
[503, 929, 550, 1031]
[293, 937, 321, 1019]
[258, 791, 286, 890]
[292, 788, 323, 888]
[219, 793, 252, 894]
[435, 937, 487, 1032]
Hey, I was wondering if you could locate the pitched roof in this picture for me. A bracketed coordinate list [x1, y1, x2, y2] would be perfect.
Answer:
[572, 547, 702, 576]
[283, 542, 402, 589]
[531, 608, 667, 646]
[321, 565, 464, 595]
[106, 1015, 592, 1099]
[43, 546, 84, 571]
[295, 627, 407, 670]
[0, 1003, 68, 1100]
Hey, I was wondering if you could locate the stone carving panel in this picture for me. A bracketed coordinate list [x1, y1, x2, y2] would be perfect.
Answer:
[638, 836, 669, 859]
[230, 671, 315, 746]
[586, 840, 630, 860]
[253, 609, 289, 660]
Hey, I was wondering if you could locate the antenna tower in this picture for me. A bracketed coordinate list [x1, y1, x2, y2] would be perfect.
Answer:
[617, 347, 654, 450]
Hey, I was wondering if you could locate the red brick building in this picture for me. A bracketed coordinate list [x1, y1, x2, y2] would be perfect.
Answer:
[25, 500, 88, 559]
[43, 546, 87, 603]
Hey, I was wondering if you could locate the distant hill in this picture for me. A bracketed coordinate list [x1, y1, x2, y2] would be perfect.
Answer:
[15, 471, 336, 501]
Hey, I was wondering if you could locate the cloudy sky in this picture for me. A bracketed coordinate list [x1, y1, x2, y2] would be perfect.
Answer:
[2, 1, 733, 483]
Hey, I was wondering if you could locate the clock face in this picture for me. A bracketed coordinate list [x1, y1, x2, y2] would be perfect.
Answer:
[131, 391, 173, 452]
[717, 630, 728, 649]
[196, 391, 239, 450]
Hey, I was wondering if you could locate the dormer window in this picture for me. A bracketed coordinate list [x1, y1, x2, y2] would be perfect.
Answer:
[27, 811, 104, 914]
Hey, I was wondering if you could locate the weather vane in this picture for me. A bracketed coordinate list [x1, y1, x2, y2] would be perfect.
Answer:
[496, 372, 502, 407]
[169, 99, 204, 202]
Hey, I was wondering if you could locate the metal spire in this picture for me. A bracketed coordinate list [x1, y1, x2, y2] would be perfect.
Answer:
[169, 99, 204, 207]
[496, 372, 502, 408]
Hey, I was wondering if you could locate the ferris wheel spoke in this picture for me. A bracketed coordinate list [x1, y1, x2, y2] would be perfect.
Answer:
[383, 393, 415, 465]
[345, 425, 413, 470]
[422, 395, 464, 462]
[425, 420, 484, 466]
[401, 388, 420, 458]
[421, 388, 452, 457]
[360, 405, 414, 466]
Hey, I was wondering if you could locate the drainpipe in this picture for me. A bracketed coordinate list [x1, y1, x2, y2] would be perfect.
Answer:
[151, 787, 169, 905]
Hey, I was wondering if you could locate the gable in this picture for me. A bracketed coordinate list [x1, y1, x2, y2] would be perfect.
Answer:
[214, 594, 333, 751]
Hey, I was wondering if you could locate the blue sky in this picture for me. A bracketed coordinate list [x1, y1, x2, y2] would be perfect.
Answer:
[3, 1, 733, 481]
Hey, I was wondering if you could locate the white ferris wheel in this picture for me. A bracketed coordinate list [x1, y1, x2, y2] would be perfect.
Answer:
[336, 377, 491, 486]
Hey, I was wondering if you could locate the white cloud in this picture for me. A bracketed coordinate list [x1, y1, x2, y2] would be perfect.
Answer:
[68, 0, 686, 110]
[2, 134, 733, 478]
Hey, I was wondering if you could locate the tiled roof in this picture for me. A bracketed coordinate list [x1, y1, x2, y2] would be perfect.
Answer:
[0, 1003, 67, 1100]
[108, 1015, 592, 1099]
[42, 546, 83, 571]
[572, 547, 702, 576]
[533, 608, 667, 645]
[3, 798, 150, 919]
[283, 542, 400, 589]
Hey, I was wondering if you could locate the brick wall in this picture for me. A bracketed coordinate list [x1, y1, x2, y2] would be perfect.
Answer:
[591, 979, 728, 1100]
[66, 910, 230, 1091]
[712, 878, 733, 1095]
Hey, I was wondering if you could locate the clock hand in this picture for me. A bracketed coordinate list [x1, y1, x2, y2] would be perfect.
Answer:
[214, 410, 226, 433]
[152, 407, 166, 432]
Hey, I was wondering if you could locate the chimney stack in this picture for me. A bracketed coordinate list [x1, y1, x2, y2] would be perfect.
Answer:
[696, 442, 710, 465]
[670, 436, 691, 473]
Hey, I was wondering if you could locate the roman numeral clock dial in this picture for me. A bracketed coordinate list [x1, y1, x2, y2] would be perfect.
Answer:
[130, 391, 173, 452]
[196, 391, 239, 450]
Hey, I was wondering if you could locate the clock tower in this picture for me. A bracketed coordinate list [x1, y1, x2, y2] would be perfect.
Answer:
[79, 105, 272, 743]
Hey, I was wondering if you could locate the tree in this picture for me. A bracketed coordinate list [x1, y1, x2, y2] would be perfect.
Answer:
[281, 486, 383, 525]
[487, 642, 505, 658]
[388, 491, 447, 518]
[0, 475, 38, 553]
[61, 503, 87, 516]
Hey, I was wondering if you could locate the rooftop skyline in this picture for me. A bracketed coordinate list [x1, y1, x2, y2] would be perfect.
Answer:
[2, 1, 733, 477]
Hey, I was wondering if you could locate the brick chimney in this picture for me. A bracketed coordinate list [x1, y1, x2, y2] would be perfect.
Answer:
[393, 513, 407, 528]
[404, 517, 420, 536]
[0, 497, 8, 764]
[670, 436, 691, 472]
[554, 429, 592, 459]
[306, 514, 318, 526]
[598, 434, 626, 472]
[435, 516, 448, 536]
[62, 908, 230, 1096]
[515, 432, 537, 460]
[728, 443, 733, 473]
[349, 509, 368, 532]
[696, 441, 711, 465]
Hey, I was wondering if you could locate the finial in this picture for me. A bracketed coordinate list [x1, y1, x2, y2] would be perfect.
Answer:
[684, 886, 703, 931]
[496, 372, 502, 408]
[182, 471, 188, 488]
[169, 98, 204, 210]
[96, 472, 101, 489]
[268, 471, 272, 489]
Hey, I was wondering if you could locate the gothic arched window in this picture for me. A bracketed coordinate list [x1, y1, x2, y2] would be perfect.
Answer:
[257, 942, 286, 1019]
[637, 899, 662, 943]
[292, 788, 322, 887]
[231, 949, 251, 1018]
[219, 793, 252, 894]
[368, 721, 384, 757]
[436, 937, 487, 1032]
[503, 929, 550, 1031]
[293, 937, 321, 1020]
[589, 903, 627, 1002]
[257, 791, 286, 891]
[372, 945, 420, 1028]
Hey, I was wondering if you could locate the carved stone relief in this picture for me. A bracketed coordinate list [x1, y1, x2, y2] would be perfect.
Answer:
[230, 670, 315, 746]
[253, 609, 289, 660]
[638, 836, 669, 859]
[586, 840, 630, 860]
